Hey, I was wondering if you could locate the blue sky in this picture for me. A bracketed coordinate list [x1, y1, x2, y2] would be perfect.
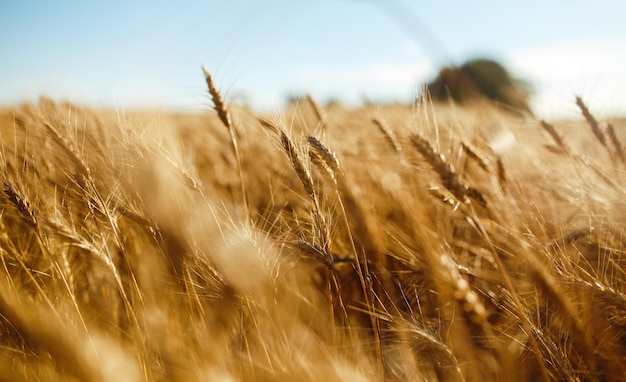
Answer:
[2, 1, 625, 118]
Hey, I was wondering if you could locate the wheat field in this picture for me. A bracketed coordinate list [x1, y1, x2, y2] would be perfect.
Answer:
[0, 70, 625, 381]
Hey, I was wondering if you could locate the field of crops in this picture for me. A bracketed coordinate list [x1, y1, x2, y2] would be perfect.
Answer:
[0, 71, 625, 381]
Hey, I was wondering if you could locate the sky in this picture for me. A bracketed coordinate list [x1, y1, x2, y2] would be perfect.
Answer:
[1, 0, 626, 119]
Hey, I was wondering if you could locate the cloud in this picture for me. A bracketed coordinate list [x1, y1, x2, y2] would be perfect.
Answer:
[293, 61, 434, 104]
[251, 42, 626, 118]
[506, 39, 626, 118]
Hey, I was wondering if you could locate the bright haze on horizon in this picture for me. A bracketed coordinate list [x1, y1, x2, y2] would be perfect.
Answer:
[1, 0, 625, 119]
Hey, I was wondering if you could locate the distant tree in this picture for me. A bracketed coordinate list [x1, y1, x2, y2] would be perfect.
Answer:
[427, 58, 532, 116]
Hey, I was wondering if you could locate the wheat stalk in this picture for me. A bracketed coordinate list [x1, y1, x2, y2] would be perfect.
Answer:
[202, 66, 248, 219]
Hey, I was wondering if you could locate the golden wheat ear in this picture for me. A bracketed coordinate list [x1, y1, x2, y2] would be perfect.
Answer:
[307, 135, 343, 180]
[202, 66, 231, 129]
[540, 120, 569, 154]
[575, 96, 606, 147]
[410, 133, 487, 208]
[3, 181, 37, 228]
[372, 118, 403, 157]
[606, 123, 625, 164]
[201, 66, 248, 218]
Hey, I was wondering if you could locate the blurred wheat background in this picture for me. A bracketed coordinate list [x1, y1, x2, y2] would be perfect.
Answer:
[2, 1, 626, 381]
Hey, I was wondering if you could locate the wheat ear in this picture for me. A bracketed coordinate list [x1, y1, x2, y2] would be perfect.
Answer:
[263, 119, 330, 251]
[575, 96, 606, 146]
[307, 135, 342, 183]
[42, 121, 91, 178]
[202, 66, 248, 219]
[3, 181, 37, 227]
[606, 123, 625, 164]
[460, 141, 490, 172]
[540, 120, 620, 191]
[411, 134, 487, 208]
[540, 120, 569, 154]
[372, 118, 402, 156]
